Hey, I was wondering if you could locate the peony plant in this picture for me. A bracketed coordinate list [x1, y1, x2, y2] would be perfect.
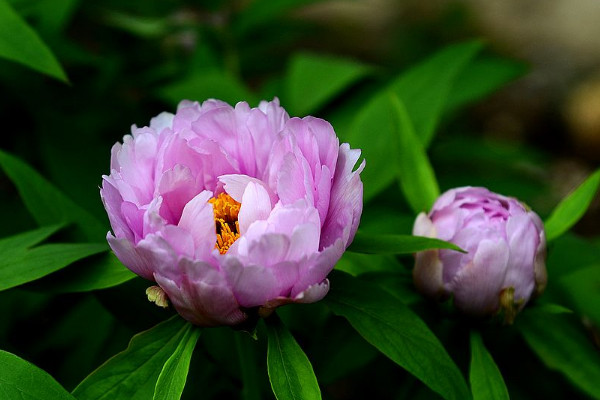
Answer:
[100, 98, 364, 326]
[412, 187, 547, 323]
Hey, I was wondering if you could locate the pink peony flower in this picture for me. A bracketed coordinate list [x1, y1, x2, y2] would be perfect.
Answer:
[412, 187, 547, 322]
[101, 98, 364, 326]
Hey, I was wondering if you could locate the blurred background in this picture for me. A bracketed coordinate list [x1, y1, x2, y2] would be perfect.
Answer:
[1, 1, 599, 399]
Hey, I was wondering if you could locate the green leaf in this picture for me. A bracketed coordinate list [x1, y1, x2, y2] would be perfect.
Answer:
[42, 251, 136, 293]
[446, 56, 526, 113]
[0, 349, 76, 400]
[324, 271, 471, 400]
[72, 316, 190, 400]
[544, 169, 600, 241]
[345, 94, 397, 201]
[558, 264, 600, 325]
[153, 326, 201, 400]
[469, 331, 509, 400]
[0, 227, 108, 292]
[158, 71, 256, 108]
[0, 224, 63, 257]
[517, 309, 600, 399]
[0, 0, 68, 82]
[391, 40, 482, 147]
[236, 333, 262, 400]
[389, 93, 440, 213]
[0, 149, 106, 241]
[266, 315, 322, 400]
[348, 231, 464, 254]
[286, 52, 370, 115]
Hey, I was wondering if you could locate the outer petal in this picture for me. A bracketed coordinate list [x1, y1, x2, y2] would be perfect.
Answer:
[449, 239, 510, 315]
[155, 257, 246, 326]
[320, 143, 364, 250]
[107, 234, 155, 281]
[222, 256, 281, 308]
[413, 250, 446, 300]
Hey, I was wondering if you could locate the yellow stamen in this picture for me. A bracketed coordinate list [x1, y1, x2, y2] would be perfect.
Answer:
[209, 193, 241, 254]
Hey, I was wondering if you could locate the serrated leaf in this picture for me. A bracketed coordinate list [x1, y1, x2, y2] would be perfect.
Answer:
[469, 331, 509, 400]
[72, 316, 189, 400]
[544, 169, 600, 241]
[266, 315, 322, 400]
[153, 326, 201, 400]
[0, 149, 106, 241]
[286, 52, 370, 115]
[324, 271, 471, 400]
[517, 309, 600, 399]
[0, 0, 68, 82]
[158, 70, 256, 108]
[0, 231, 107, 292]
[0, 350, 76, 400]
[391, 40, 482, 147]
[348, 231, 464, 254]
[389, 93, 439, 213]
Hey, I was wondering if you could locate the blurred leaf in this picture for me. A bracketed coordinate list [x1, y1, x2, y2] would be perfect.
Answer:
[346, 41, 480, 201]
[446, 56, 526, 112]
[0, 228, 107, 292]
[360, 271, 422, 305]
[42, 252, 136, 293]
[103, 10, 168, 38]
[0, 0, 68, 81]
[517, 309, 600, 399]
[153, 326, 201, 400]
[315, 325, 379, 385]
[546, 233, 600, 279]
[0, 223, 63, 257]
[469, 331, 509, 400]
[18, 0, 80, 35]
[235, 0, 322, 35]
[72, 316, 189, 400]
[558, 264, 600, 325]
[391, 40, 482, 147]
[0, 149, 106, 241]
[158, 70, 256, 107]
[266, 315, 321, 400]
[335, 252, 402, 276]
[236, 333, 262, 400]
[285, 52, 370, 115]
[530, 303, 573, 315]
[345, 94, 396, 201]
[544, 169, 600, 241]
[0, 349, 75, 399]
[325, 271, 471, 400]
[389, 93, 440, 213]
[348, 231, 464, 254]
[358, 206, 414, 235]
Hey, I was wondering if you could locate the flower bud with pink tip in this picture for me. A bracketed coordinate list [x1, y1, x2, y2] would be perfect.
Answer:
[412, 187, 546, 323]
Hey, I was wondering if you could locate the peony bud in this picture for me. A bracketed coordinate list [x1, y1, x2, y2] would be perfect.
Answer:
[412, 187, 546, 323]
[101, 98, 364, 327]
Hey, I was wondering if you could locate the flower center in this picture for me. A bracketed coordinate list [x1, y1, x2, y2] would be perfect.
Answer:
[209, 193, 241, 254]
